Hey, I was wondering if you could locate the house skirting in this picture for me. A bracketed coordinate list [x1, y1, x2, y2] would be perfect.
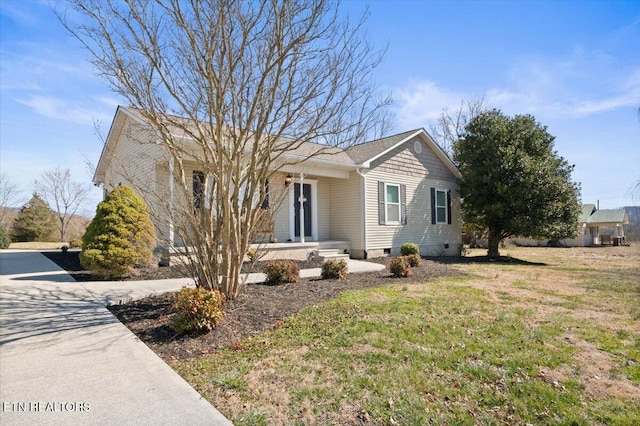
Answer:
[157, 240, 351, 265]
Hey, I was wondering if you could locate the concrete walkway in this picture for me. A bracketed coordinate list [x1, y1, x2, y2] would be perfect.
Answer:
[0, 250, 232, 426]
[0, 251, 385, 425]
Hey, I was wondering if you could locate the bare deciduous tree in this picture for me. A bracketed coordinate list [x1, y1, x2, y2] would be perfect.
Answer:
[429, 97, 488, 155]
[0, 173, 21, 227]
[34, 167, 90, 242]
[61, 0, 392, 298]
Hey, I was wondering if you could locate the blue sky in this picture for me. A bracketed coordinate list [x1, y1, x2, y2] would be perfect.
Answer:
[1, 0, 639, 215]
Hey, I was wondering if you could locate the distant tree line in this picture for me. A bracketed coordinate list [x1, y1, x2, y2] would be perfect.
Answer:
[0, 169, 91, 247]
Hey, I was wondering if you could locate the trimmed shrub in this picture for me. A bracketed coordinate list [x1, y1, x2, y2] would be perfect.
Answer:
[0, 225, 11, 249]
[172, 287, 225, 334]
[405, 253, 421, 267]
[390, 256, 412, 278]
[61, 245, 69, 253]
[400, 242, 419, 256]
[321, 259, 348, 280]
[80, 185, 156, 278]
[68, 238, 82, 248]
[263, 260, 300, 285]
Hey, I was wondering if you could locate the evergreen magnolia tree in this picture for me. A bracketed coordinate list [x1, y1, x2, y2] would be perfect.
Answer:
[81, 185, 156, 278]
[11, 194, 56, 242]
[453, 109, 581, 258]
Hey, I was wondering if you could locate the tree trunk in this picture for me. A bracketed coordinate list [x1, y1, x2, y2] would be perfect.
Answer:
[487, 229, 501, 259]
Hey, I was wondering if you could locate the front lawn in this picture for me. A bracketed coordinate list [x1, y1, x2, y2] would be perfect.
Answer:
[170, 246, 639, 425]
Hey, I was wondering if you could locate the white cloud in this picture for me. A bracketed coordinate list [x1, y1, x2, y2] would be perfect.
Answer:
[16, 95, 116, 125]
[392, 80, 471, 129]
[392, 48, 639, 127]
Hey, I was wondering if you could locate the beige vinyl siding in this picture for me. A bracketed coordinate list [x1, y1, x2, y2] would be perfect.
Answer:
[328, 172, 363, 248]
[270, 174, 291, 243]
[365, 137, 461, 256]
[369, 136, 456, 182]
[100, 120, 171, 243]
[102, 122, 165, 195]
[317, 179, 331, 240]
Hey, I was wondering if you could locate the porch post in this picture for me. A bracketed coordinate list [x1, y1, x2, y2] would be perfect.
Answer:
[168, 156, 175, 247]
[299, 172, 305, 243]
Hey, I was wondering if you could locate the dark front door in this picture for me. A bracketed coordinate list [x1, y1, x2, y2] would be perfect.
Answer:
[294, 183, 312, 238]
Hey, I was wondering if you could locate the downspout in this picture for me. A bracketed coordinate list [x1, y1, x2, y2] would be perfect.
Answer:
[356, 167, 367, 259]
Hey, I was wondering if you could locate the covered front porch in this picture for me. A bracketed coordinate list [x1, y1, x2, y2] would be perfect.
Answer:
[250, 240, 351, 261]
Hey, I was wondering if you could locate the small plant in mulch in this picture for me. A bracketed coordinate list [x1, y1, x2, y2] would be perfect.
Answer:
[400, 242, 419, 256]
[389, 256, 412, 278]
[171, 286, 225, 334]
[405, 253, 421, 267]
[321, 259, 348, 280]
[246, 248, 259, 263]
[263, 260, 300, 285]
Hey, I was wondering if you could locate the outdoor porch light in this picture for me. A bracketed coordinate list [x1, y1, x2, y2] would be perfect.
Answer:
[284, 174, 292, 187]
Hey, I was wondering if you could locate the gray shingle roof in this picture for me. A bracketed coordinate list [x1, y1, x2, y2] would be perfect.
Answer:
[345, 129, 421, 164]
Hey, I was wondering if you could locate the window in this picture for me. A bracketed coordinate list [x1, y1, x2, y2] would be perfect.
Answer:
[386, 184, 400, 224]
[436, 189, 447, 224]
[378, 181, 406, 225]
[430, 188, 451, 225]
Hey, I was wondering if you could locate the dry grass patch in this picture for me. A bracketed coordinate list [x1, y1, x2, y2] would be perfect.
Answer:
[9, 242, 68, 250]
[173, 246, 640, 425]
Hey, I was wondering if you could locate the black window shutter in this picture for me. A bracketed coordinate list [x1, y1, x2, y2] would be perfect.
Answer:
[400, 184, 407, 225]
[378, 181, 385, 225]
[430, 187, 436, 225]
[261, 178, 269, 209]
[193, 171, 205, 210]
[447, 190, 452, 225]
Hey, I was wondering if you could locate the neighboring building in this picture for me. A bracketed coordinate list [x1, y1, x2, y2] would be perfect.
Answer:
[510, 203, 630, 247]
[573, 204, 629, 246]
[94, 106, 462, 260]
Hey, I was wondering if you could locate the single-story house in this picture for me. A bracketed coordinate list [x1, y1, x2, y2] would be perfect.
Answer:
[572, 204, 629, 246]
[510, 203, 630, 247]
[94, 106, 462, 260]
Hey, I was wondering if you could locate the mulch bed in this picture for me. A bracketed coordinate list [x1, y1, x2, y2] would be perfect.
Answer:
[44, 250, 461, 362]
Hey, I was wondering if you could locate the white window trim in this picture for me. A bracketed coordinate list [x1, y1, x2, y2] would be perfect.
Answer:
[385, 183, 401, 226]
[435, 188, 448, 225]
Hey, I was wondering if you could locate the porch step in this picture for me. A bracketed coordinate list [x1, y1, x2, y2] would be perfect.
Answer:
[315, 249, 350, 262]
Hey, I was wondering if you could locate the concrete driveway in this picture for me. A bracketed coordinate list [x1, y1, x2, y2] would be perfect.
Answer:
[0, 250, 232, 426]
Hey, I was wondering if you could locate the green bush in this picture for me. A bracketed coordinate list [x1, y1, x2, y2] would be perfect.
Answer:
[0, 225, 11, 249]
[390, 256, 412, 278]
[263, 260, 300, 285]
[68, 238, 82, 248]
[10, 194, 56, 242]
[80, 185, 156, 278]
[321, 259, 348, 280]
[172, 287, 225, 334]
[405, 253, 421, 267]
[400, 242, 419, 256]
